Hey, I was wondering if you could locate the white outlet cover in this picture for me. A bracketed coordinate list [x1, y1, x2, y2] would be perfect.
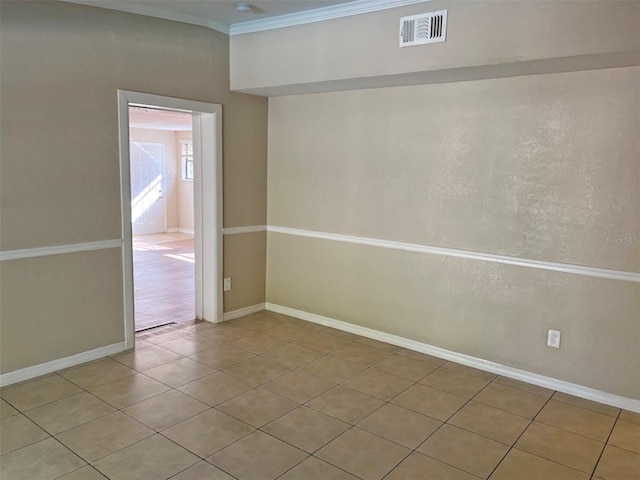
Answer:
[547, 329, 561, 348]
[224, 277, 232, 291]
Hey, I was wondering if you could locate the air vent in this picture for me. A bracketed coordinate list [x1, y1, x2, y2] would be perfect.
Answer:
[399, 10, 447, 47]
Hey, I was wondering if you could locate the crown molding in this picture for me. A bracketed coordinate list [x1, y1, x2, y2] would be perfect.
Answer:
[230, 0, 431, 35]
[62, 1, 431, 37]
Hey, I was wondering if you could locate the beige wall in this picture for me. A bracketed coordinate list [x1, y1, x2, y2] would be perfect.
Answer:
[0, 249, 125, 373]
[231, 0, 640, 95]
[267, 67, 640, 398]
[0, 1, 267, 374]
[222, 92, 268, 228]
[268, 68, 639, 272]
[224, 232, 267, 312]
[219, 92, 269, 312]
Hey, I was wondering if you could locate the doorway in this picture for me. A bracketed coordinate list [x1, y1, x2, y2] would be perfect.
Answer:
[118, 91, 223, 349]
[129, 107, 195, 331]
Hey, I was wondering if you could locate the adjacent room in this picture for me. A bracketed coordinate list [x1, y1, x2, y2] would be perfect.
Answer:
[128, 106, 196, 331]
[0, 1, 638, 479]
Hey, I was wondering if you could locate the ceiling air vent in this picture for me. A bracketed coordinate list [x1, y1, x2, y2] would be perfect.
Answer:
[399, 10, 447, 47]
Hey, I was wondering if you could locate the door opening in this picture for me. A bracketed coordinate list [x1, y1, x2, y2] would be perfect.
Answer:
[118, 91, 223, 348]
[129, 108, 194, 331]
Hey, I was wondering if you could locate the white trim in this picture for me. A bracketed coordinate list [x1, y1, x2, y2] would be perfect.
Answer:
[267, 226, 640, 283]
[118, 90, 223, 350]
[192, 109, 225, 324]
[266, 303, 640, 413]
[0, 240, 123, 262]
[166, 228, 195, 235]
[223, 303, 267, 321]
[230, 0, 431, 35]
[118, 91, 135, 350]
[0, 342, 128, 388]
[222, 225, 267, 236]
[64, 0, 429, 36]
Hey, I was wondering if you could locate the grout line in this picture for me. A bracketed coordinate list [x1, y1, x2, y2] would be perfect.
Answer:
[50, 436, 94, 477]
[274, 451, 356, 480]
[249, 429, 312, 478]
[549, 393, 622, 419]
[0, 415, 52, 456]
[164, 461, 204, 480]
[378, 446, 414, 480]
[589, 409, 621, 478]
[483, 393, 554, 479]
[83, 429, 155, 463]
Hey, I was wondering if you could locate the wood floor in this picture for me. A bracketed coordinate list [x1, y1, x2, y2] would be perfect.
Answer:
[133, 234, 195, 331]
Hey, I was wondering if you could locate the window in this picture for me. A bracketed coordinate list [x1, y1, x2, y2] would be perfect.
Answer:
[181, 140, 194, 180]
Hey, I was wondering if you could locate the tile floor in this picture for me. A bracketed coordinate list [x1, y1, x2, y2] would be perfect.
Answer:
[1, 311, 638, 480]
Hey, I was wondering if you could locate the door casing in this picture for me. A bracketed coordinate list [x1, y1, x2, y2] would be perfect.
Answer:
[117, 90, 223, 349]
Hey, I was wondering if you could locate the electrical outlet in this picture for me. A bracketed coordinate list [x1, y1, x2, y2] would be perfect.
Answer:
[224, 277, 232, 292]
[547, 329, 561, 348]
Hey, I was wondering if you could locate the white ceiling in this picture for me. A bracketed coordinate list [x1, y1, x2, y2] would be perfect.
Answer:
[64, 0, 355, 33]
[129, 107, 193, 131]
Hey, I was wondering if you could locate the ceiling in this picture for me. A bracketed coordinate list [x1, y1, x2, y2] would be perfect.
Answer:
[129, 107, 193, 131]
[64, 0, 355, 32]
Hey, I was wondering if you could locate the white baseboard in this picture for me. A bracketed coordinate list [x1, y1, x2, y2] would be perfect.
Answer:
[266, 303, 640, 413]
[0, 304, 260, 388]
[223, 303, 267, 321]
[0, 342, 128, 388]
[166, 228, 195, 235]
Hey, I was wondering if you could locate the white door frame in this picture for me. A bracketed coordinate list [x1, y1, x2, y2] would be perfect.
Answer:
[118, 90, 223, 349]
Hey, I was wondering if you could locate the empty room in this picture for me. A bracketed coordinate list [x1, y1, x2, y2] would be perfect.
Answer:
[0, 1, 638, 479]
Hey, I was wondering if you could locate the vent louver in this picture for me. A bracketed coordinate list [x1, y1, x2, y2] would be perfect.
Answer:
[399, 10, 447, 47]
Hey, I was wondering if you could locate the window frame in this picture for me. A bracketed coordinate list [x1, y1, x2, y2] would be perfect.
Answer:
[180, 139, 194, 181]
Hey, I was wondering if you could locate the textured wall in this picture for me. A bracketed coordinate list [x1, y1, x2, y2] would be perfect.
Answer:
[267, 67, 640, 398]
[224, 232, 267, 312]
[0, 249, 126, 373]
[0, 1, 267, 374]
[268, 68, 639, 271]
